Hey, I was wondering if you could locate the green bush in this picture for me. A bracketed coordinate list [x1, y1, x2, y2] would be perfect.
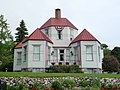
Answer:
[49, 65, 82, 73]
[80, 80, 90, 87]
[51, 81, 63, 90]
[32, 82, 45, 90]
[62, 80, 75, 89]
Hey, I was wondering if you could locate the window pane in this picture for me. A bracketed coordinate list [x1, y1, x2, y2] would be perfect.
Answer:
[86, 45, 93, 61]
[33, 45, 40, 61]
[33, 46, 40, 53]
[33, 54, 39, 60]
[86, 46, 92, 53]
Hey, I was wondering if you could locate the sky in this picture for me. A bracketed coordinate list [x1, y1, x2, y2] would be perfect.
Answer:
[0, 0, 120, 49]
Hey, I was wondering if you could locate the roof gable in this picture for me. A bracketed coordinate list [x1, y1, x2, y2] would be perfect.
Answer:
[23, 28, 53, 43]
[71, 29, 99, 44]
[40, 18, 78, 30]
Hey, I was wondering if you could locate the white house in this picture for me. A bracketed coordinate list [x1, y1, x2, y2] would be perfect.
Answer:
[13, 9, 103, 73]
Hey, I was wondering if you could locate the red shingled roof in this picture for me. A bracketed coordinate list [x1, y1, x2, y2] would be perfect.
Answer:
[70, 29, 99, 44]
[40, 18, 78, 30]
[23, 28, 53, 43]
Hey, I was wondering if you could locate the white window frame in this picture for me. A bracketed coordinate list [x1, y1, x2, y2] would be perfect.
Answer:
[86, 45, 93, 61]
[66, 49, 70, 61]
[23, 46, 27, 62]
[33, 45, 40, 61]
[17, 52, 22, 65]
[74, 47, 78, 61]
[48, 46, 51, 61]
[54, 48, 58, 61]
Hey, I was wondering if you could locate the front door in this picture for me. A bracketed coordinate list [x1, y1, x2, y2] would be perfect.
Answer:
[60, 50, 64, 61]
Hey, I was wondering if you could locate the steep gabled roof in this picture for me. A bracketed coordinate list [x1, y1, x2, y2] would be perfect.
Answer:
[23, 28, 53, 43]
[70, 29, 99, 44]
[40, 18, 78, 30]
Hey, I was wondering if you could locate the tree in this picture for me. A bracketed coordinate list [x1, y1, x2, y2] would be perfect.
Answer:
[102, 55, 119, 73]
[0, 15, 13, 43]
[101, 44, 111, 56]
[0, 15, 15, 71]
[15, 20, 28, 43]
[111, 47, 120, 63]
[101, 44, 108, 50]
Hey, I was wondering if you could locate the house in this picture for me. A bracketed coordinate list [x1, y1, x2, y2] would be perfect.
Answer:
[13, 9, 103, 73]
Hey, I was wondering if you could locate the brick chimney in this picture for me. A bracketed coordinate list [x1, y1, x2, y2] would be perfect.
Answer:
[55, 8, 61, 18]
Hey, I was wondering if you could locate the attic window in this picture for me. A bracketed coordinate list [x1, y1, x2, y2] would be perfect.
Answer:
[45, 28, 49, 36]
[57, 30, 62, 39]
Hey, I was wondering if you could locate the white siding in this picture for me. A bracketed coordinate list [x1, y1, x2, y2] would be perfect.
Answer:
[81, 41, 103, 69]
[13, 48, 22, 71]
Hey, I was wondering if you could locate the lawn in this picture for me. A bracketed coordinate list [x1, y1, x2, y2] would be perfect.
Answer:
[0, 72, 119, 78]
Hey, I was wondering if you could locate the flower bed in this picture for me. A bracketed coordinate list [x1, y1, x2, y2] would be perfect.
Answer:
[0, 77, 120, 90]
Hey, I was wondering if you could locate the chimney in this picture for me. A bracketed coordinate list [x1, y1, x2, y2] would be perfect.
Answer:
[55, 8, 61, 18]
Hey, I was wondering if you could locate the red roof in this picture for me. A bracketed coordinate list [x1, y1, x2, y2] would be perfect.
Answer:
[15, 42, 22, 49]
[70, 29, 99, 44]
[23, 28, 53, 43]
[40, 18, 78, 30]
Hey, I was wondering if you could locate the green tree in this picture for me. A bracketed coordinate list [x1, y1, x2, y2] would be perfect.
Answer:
[0, 15, 13, 43]
[15, 20, 28, 43]
[0, 15, 15, 71]
[101, 44, 111, 56]
[111, 47, 120, 63]
[102, 55, 119, 73]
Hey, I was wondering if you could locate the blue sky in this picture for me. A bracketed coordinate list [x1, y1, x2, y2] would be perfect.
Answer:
[0, 0, 120, 49]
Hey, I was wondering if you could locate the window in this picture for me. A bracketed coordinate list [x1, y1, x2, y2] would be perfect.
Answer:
[33, 45, 40, 61]
[17, 52, 22, 65]
[48, 47, 51, 61]
[66, 49, 70, 61]
[54, 49, 58, 61]
[57, 30, 62, 39]
[23, 46, 27, 62]
[74, 47, 78, 61]
[86, 45, 93, 61]
[70, 28, 73, 40]
[60, 50, 64, 61]
[98, 46, 100, 62]
[45, 28, 49, 36]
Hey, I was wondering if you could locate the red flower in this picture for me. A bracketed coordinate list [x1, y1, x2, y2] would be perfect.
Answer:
[112, 85, 117, 89]
[101, 87, 105, 90]
[32, 88, 37, 90]
[51, 88, 54, 90]
[44, 88, 49, 90]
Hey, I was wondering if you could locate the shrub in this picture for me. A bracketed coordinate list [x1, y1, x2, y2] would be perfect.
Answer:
[49, 65, 82, 73]
[62, 80, 75, 89]
[80, 80, 90, 87]
[51, 81, 63, 90]
[32, 82, 45, 90]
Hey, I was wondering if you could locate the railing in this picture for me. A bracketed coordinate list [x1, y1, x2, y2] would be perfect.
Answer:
[46, 60, 81, 66]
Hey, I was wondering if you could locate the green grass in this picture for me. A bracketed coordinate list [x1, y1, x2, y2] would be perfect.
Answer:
[0, 72, 119, 78]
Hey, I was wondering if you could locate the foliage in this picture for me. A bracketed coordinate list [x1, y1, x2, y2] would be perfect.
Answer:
[49, 65, 82, 73]
[0, 15, 13, 43]
[62, 80, 75, 89]
[15, 20, 28, 43]
[32, 82, 45, 90]
[51, 81, 63, 90]
[0, 15, 15, 72]
[90, 78, 100, 87]
[102, 55, 119, 73]
[101, 44, 108, 50]
[80, 80, 90, 87]
[111, 47, 120, 63]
